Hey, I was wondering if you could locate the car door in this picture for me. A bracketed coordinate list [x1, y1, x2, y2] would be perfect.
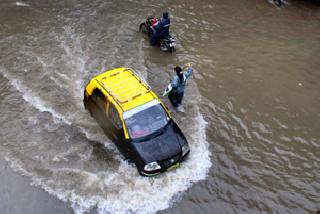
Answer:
[90, 89, 112, 134]
[108, 104, 131, 158]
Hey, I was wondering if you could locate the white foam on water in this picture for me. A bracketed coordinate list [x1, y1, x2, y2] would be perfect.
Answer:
[42, 114, 210, 214]
[2, 110, 211, 214]
[1, 66, 111, 149]
[12, 79, 71, 126]
[0, 68, 72, 125]
[15, 1, 30, 7]
[0, 18, 212, 214]
[96, 114, 211, 214]
[2, 66, 211, 213]
[58, 26, 90, 112]
[177, 105, 186, 113]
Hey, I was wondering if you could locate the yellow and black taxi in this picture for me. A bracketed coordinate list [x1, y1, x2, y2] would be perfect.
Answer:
[83, 67, 190, 176]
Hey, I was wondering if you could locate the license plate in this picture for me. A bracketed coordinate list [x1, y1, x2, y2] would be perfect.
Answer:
[167, 162, 180, 171]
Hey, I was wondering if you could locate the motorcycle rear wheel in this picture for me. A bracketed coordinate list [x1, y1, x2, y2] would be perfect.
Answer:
[139, 23, 147, 34]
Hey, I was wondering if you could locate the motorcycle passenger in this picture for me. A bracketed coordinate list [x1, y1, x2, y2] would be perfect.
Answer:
[150, 12, 170, 46]
[150, 18, 159, 35]
[168, 63, 193, 107]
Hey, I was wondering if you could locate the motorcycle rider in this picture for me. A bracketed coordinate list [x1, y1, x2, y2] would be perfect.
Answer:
[168, 63, 193, 107]
[150, 12, 170, 46]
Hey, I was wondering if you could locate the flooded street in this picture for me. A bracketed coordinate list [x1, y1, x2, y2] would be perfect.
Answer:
[0, 0, 319, 213]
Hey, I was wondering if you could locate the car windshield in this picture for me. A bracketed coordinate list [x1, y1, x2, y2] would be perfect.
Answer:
[123, 101, 169, 139]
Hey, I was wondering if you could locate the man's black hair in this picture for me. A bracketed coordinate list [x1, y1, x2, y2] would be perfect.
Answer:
[174, 66, 183, 83]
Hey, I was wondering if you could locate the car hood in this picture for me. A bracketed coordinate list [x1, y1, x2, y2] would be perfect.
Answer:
[132, 122, 185, 163]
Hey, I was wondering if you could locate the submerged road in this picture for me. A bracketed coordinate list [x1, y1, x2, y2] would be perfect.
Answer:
[0, 0, 319, 213]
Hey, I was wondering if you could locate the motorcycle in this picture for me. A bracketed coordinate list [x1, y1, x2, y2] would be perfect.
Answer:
[139, 17, 177, 53]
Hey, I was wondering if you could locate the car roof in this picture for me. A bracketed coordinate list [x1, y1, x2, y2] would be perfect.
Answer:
[93, 67, 157, 112]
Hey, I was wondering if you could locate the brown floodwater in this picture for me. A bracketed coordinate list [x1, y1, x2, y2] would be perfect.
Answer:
[0, 0, 319, 213]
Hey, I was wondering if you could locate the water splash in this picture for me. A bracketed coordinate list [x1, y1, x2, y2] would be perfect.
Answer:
[15, 2, 30, 7]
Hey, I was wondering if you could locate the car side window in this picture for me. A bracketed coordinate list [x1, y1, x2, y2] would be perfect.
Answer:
[109, 104, 122, 130]
[92, 89, 107, 112]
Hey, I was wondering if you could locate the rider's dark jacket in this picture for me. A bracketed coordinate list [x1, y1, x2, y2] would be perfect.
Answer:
[158, 16, 170, 37]
[150, 12, 170, 46]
